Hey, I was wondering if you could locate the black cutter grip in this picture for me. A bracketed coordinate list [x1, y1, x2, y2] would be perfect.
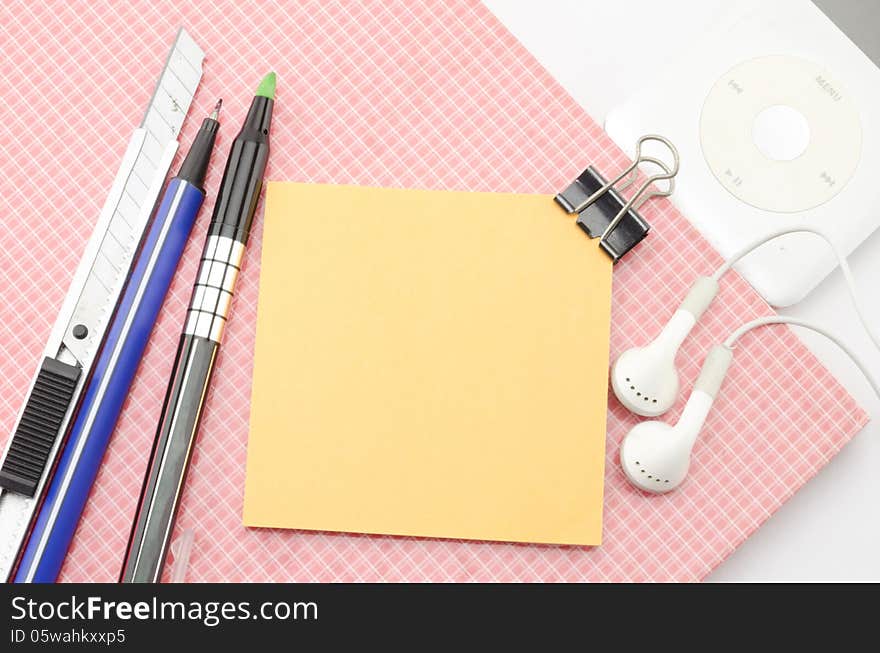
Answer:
[0, 357, 80, 497]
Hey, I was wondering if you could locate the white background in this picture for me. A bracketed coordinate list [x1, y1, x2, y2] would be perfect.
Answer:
[484, 0, 880, 581]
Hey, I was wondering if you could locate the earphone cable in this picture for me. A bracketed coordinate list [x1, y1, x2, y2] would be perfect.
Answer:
[723, 315, 880, 400]
[712, 227, 880, 354]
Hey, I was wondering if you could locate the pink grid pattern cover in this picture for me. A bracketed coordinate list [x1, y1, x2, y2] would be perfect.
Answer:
[0, 0, 867, 582]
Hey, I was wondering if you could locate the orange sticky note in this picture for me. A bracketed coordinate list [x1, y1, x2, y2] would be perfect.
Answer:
[243, 182, 611, 545]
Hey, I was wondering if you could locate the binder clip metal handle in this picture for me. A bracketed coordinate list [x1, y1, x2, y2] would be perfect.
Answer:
[555, 135, 679, 262]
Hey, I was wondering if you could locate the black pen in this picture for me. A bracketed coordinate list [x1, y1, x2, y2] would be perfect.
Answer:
[121, 72, 276, 583]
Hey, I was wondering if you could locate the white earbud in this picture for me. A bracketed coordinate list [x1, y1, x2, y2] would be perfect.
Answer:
[620, 345, 732, 493]
[611, 276, 718, 417]
[615, 227, 880, 495]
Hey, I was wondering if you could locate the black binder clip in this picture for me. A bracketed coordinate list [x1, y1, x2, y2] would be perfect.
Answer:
[555, 135, 679, 263]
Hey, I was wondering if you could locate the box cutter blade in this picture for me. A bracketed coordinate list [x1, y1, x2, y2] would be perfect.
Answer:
[0, 27, 204, 581]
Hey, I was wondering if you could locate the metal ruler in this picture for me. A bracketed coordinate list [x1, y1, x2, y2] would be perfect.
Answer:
[0, 28, 204, 581]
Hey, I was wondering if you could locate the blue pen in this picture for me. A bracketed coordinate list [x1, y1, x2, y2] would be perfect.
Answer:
[14, 102, 222, 583]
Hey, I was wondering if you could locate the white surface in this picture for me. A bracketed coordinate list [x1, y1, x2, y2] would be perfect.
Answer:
[485, 0, 880, 581]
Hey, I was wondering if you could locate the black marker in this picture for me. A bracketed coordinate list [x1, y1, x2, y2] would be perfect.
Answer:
[121, 73, 276, 583]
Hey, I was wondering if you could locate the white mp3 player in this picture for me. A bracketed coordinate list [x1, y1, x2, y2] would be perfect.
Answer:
[605, 0, 880, 306]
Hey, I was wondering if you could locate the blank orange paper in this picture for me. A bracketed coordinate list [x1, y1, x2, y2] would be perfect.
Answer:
[243, 182, 612, 545]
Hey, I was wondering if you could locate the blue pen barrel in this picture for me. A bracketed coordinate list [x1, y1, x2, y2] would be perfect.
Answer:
[15, 179, 205, 582]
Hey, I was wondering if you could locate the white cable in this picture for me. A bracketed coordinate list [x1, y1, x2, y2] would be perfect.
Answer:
[711, 227, 880, 353]
[724, 315, 880, 401]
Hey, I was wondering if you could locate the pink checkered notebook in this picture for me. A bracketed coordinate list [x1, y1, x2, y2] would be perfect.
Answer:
[0, 0, 867, 582]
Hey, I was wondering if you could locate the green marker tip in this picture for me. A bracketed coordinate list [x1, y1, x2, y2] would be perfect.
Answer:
[255, 72, 276, 100]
